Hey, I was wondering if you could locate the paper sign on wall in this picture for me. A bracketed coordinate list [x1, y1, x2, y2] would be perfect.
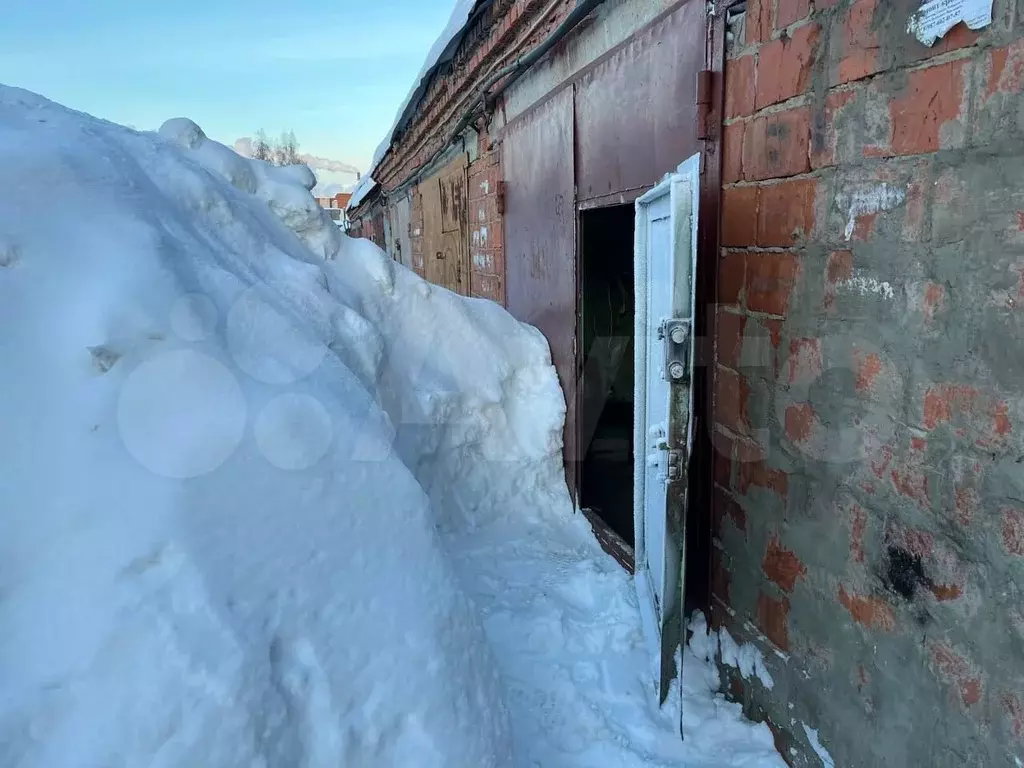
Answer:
[907, 0, 994, 46]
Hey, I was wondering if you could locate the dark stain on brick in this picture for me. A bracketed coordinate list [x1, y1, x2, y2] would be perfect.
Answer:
[812, 111, 827, 155]
[886, 545, 928, 600]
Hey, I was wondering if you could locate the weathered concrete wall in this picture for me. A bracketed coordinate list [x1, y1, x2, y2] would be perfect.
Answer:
[713, 0, 1024, 765]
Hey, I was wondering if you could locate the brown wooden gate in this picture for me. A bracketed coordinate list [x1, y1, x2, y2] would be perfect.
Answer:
[419, 154, 470, 295]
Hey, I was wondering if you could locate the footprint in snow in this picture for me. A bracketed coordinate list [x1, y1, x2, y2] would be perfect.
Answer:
[88, 345, 122, 374]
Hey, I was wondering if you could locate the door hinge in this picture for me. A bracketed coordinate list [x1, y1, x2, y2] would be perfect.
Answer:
[696, 70, 714, 141]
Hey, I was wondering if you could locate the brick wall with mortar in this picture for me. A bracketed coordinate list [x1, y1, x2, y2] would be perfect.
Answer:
[714, 0, 1024, 765]
[467, 132, 506, 304]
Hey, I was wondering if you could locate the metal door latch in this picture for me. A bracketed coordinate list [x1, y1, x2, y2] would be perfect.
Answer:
[659, 319, 692, 383]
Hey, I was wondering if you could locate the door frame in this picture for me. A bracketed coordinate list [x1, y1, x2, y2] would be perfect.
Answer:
[574, 203, 642, 573]
[559, 0, 725, 628]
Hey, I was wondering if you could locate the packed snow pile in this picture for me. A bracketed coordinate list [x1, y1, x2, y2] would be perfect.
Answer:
[0, 85, 785, 768]
[0, 86, 518, 767]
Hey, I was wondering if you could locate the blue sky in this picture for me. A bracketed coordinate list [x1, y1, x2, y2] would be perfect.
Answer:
[0, 0, 456, 170]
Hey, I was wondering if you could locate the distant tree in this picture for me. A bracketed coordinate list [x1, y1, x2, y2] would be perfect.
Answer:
[275, 130, 301, 166]
[252, 129, 273, 162]
[249, 128, 302, 166]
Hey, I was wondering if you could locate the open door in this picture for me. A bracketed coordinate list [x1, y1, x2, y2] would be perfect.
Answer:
[633, 154, 700, 705]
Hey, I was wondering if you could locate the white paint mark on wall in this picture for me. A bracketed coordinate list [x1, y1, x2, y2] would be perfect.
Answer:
[802, 724, 836, 767]
[908, 0, 993, 46]
[480, 179, 490, 195]
[843, 183, 907, 240]
[413, 227, 421, 236]
[471, 227, 488, 247]
[473, 251, 492, 271]
[839, 270, 896, 300]
[478, 206, 487, 222]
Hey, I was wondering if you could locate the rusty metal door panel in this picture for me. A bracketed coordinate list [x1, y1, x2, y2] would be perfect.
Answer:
[439, 154, 468, 234]
[371, 211, 386, 251]
[575, 0, 705, 203]
[439, 156, 469, 292]
[502, 87, 578, 495]
[420, 154, 470, 295]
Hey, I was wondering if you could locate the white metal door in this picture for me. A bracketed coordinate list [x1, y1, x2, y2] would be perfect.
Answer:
[633, 154, 700, 703]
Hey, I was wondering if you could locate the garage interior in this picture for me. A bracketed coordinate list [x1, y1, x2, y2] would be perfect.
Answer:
[578, 204, 636, 548]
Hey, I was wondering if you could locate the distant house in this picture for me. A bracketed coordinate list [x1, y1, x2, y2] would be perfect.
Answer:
[315, 192, 352, 228]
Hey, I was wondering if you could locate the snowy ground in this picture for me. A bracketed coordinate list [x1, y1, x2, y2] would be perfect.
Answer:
[448, 517, 786, 767]
[0, 85, 784, 767]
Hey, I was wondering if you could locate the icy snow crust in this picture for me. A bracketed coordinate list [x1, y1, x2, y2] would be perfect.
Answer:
[0, 86, 784, 768]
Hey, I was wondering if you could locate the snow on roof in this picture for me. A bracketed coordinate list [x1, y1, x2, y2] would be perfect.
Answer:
[347, 174, 378, 211]
[348, 0, 485, 211]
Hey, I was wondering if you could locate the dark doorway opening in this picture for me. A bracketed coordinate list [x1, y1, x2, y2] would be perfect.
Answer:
[579, 204, 635, 554]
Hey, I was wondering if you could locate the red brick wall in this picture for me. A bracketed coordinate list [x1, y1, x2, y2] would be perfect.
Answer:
[714, 0, 1024, 764]
[467, 138, 506, 304]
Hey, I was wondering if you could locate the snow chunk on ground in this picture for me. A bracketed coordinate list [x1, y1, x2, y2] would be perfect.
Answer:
[718, 626, 776, 691]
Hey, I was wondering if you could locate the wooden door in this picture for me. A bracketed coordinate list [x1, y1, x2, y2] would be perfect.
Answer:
[420, 154, 469, 295]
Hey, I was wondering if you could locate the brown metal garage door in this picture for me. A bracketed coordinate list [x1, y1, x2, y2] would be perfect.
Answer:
[502, 88, 579, 493]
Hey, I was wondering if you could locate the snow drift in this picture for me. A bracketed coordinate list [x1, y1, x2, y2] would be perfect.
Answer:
[0, 85, 563, 767]
[0, 84, 786, 768]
